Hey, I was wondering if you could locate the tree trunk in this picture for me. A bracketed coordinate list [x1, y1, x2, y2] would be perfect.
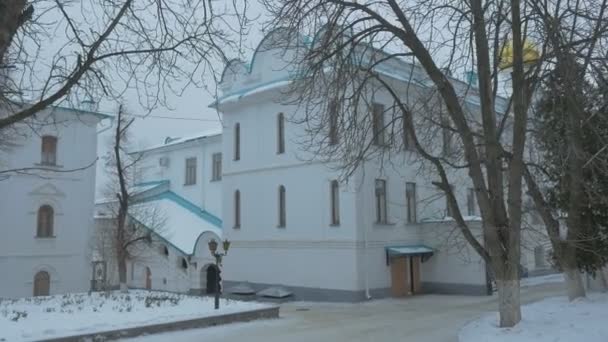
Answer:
[495, 266, 522, 327]
[118, 255, 128, 293]
[562, 247, 585, 300]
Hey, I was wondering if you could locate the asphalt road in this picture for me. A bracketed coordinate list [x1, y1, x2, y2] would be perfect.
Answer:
[121, 280, 565, 342]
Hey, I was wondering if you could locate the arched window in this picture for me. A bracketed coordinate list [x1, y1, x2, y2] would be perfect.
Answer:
[330, 180, 340, 225]
[181, 257, 188, 270]
[234, 123, 240, 161]
[37, 205, 54, 237]
[277, 113, 285, 154]
[234, 190, 241, 228]
[33, 271, 50, 296]
[278, 185, 286, 228]
[41, 136, 57, 165]
[161, 245, 169, 257]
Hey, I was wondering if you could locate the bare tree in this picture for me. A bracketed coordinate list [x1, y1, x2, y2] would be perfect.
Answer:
[102, 105, 165, 292]
[0, 0, 249, 129]
[258, 0, 608, 326]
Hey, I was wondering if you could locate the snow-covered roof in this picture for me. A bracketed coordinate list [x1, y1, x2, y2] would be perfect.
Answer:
[385, 245, 434, 256]
[133, 128, 222, 154]
[131, 191, 222, 255]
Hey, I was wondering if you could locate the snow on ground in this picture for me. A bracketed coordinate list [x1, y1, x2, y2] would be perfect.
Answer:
[459, 293, 608, 342]
[0, 290, 270, 342]
[521, 273, 563, 287]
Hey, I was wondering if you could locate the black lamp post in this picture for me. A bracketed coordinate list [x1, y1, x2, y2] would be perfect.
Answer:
[208, 238, 230, 310]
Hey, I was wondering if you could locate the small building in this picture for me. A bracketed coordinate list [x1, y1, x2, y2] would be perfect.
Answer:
[0, 105, 109, 298]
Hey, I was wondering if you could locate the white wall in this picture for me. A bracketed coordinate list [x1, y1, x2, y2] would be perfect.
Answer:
[136, 135, 222, 217]
[0, 108, 101, 298]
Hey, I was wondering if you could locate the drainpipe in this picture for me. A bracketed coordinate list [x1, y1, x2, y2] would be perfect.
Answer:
[363, 209, 371, 300]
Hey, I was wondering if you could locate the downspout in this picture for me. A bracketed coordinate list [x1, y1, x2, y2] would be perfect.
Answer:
[364, 223, 371, 299]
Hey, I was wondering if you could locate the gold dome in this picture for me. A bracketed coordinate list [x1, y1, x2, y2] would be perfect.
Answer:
[498, 39, 540, 70]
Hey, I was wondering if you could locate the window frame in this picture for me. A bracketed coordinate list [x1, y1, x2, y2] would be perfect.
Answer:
[234, 123, 241, 161]
[278, 185, 286, 228]
[372, 103, 386, 146]
[406, 182, 417, 224]
[375, 179, 388, 224]
[467, 188, 476, 216]
[234, 190, 241, 229]
[277, 113, 285, 154]
[36, 205, 54, 238]
[330, 180, 340, 226]
[41, 136, 58, 166]
[184, 157, 197, 185]
[328, 100, 339, 145]
[211, 153, 222, 181]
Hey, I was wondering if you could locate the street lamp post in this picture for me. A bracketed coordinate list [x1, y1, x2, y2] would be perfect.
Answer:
[208, 239, 231, 310]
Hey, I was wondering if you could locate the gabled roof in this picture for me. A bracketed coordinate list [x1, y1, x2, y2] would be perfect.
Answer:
[131, 190, 222, 255]
[95, 181, 222, 256]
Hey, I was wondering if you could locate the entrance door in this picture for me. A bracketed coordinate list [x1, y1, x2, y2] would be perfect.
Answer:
[206, 265, 218, 294]
[390, 256, 421, 297]
[145, 267, 152, 289]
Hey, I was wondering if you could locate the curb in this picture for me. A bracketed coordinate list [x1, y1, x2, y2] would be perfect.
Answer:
[37, 306, 280, 342]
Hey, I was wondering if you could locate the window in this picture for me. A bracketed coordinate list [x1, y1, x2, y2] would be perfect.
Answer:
[278, 185, 286, 228]
[234, 123, 240, 161]
[534, 246, 546, 268]
[330, 180, 340, 225]
[181, 258, 188, 270]
[277, 113, 285, 154]
[372, 103, 386, 145]
[375, 179, 388, 224]
[403, 126, 416, 151]
[41, 136, 57, 165]
[467, 188, 476, 216]
[211, 153, 222, 181]
[33, 271, 50, 296]
[234, 190, 241, 228]
[184, 157, 197, 185]
[37, 205, 54, 237]
[328, 100, 339, 145]
[406, 182, 417, 223]
[161, 245, 169, 257]
[445, 187, 455, 217]
[442, 118, 454, 156]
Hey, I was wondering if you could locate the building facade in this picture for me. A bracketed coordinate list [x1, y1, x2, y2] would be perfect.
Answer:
[213, 29, 549, 301]
[93, 132, 223, 294]
[0, 106, 108, 298]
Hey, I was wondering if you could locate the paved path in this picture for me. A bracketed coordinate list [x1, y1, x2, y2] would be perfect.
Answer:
[120, 281, 565, 342]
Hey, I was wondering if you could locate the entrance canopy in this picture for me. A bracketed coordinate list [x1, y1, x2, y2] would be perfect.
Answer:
[385, 245, 434, 265]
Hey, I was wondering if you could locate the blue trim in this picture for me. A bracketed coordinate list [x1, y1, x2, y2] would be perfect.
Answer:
[139, 190, 222, 228]
[212, 76, 293, 108]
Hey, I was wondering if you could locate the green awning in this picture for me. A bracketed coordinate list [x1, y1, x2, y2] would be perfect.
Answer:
[385, 245, 434, 265]
[386, 245, 434, 256]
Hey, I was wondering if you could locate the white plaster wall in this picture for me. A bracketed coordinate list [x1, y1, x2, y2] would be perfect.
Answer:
[0, 108, 100, 298]
[137, 136, 222, 217]
[94, 218, 220, 293]
[419, 222, 487, 286]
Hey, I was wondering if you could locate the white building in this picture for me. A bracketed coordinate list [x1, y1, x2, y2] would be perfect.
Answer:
[93, 132, 223, 294]
[95, 30, 551, 301]
[213, 29, 549, 301]
[0, 105, 109, 298]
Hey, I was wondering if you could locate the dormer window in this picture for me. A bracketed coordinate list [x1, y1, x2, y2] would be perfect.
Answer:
[41, 136, 57, 165]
